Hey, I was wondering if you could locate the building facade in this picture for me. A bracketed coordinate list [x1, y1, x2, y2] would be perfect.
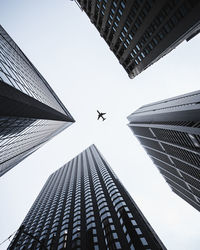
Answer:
[75, 0, 200, 78]
[128, 90, 200, 212]
[9, 145, 166, 249]
[0, 25, 75, 176]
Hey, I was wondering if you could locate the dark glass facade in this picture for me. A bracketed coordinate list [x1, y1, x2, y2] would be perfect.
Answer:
[9, 145, 166, 249]
[75, 0, 200, 78]
[0, 25, 75, 176]
[128, 90, 200, 212]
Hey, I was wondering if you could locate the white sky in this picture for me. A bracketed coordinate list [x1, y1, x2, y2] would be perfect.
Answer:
[0, 1, 200, 249]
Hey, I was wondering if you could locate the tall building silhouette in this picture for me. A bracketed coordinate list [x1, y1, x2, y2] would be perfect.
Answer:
[0, 25, 75, 176]
[9, 145, 166, 249]
[75, 0, 200, 78]
[128, 90, 200, 212]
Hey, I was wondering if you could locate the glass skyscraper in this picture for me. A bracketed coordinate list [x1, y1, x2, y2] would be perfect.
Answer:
[0, 25, 75, 176]
[9, 145, 166, 249]
[74, 0, 200, 78]
[128, 90, 200, 212]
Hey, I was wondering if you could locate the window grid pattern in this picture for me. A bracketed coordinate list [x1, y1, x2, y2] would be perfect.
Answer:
[0, 26, 70, 116]
[153, 128, 198, 150]
[128, 92, 200, 213]
[0, 117, 68, 176]
[172, 187, 200, 211]
[76, 0, 200, 78]
[9, 145, 165, 250]
[0, 25, 74, 176]
[105, 0, 127, 44]
[117, 0, 150, 55]
[122, 0, 199, 76]
[131, 123, 200, 211]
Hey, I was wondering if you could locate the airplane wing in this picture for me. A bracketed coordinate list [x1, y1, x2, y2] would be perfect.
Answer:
[101, 112, 106, 115]
[97, 110, 100, 114]
[97, 114, 100, 120]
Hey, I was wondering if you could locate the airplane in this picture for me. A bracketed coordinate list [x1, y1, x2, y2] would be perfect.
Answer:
[97, 110, 106, 121]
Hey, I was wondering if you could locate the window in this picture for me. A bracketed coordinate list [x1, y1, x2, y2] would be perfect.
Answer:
[112, 232, 118, 239]
[121, 1, 125, 9]
[126, 233, 131, 243]
[131, 220, 137, 226]
[135, 228, 142, 235]
[115, 242, 121, 249]
[118, 9, 122, 16]
[140, 237, 148, 246]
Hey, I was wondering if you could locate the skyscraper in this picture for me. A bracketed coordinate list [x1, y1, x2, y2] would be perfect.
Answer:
[9, 145, 166, 249]
[0, 25, 75, 176]
[128, 90, 200, 212]
[74, 0, 200, 78]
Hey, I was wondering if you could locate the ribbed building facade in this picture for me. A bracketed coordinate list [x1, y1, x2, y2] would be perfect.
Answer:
[128, 90, 200, 212]
[0, 25, 75, 176]
[75, 0, 200, 78]
[9, 145, 166, 249]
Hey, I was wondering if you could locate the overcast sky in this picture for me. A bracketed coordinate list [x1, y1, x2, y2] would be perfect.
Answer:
[0, 1, 200, 249]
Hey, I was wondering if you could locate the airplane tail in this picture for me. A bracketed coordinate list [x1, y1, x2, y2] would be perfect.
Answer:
[103, 117, 106, 121]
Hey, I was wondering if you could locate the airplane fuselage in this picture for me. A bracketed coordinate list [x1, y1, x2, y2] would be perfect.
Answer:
[97, 110, 106, 121]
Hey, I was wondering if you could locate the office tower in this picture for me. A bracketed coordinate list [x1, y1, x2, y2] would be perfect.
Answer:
[0, 25, 75, 176]
[9, 145, 166, 249]
[75, 0, 200, 78]
[128, 90, 200, 212]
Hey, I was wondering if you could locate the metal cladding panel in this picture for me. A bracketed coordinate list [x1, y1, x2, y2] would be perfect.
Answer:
[8, 145, 166, 249]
